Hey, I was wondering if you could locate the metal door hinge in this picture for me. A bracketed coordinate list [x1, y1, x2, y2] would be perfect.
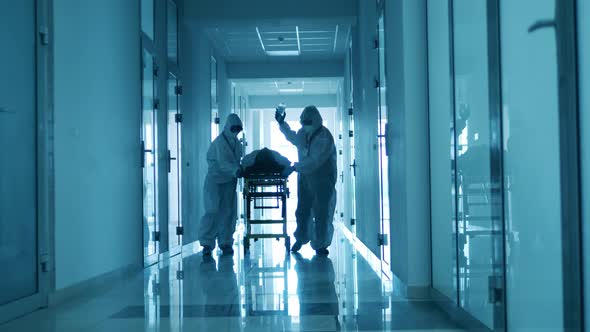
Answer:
[175, 113, 183, 123]
[152, 280, 160, 295]
[488, 276, 503, 304]
[378, 233, 388, 246]
[153, 64, 159, 77]
[348, 107, 354, 116]
[374, 38, 379, 50]
[349, 130, 354, 138]
[176, 270, 184, 280]
[374, 78, 381, 89]
[39, 26, 50, 45]
[154, 99, 160, 110]
[214, 117, 220, 124]
[340, 212, 344, 218]
[40, 254, 51, 273]
[175, 85, 183, 96]
[176, 226, 184, 236]
[350, 160, 357, 177]
[350, 218, 356, 226]
[339, 150, 343, 155]
[152, 231, 161, 242]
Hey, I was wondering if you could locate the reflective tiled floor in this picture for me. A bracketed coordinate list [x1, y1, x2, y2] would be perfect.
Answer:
[0, 226, 466, 331]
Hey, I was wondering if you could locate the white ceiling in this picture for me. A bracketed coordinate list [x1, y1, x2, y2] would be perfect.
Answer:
[234, 78, 340, 96]
[207, 23, 351, 62]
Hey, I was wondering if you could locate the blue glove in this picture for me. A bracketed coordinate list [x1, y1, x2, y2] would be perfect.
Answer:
[275, 106, 286, 124]
[236, 167, 244, 179]
[281, 165, 295, 178]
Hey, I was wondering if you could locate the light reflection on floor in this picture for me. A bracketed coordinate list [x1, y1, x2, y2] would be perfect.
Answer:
[0, 224, 466, 332]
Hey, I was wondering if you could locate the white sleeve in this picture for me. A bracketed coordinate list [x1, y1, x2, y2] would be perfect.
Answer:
[279, 122, 304, 148]
[213, 139, 240, 179]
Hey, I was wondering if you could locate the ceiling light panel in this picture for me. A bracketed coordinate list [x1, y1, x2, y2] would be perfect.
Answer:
[208, 24, 350, 61]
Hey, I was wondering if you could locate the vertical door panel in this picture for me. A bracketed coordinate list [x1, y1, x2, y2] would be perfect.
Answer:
[167, 74, 181, 253]
[0, 0, 38, 307]
[427, 0, 457, 302]
[580, 0, 590, 329]
[377, 11, 391, 273]
[210, 57, 218, 141]
[500, 0, 564, 329]
[348, 41, 357, 232]
[452, 0, 504, 328]
[143, 49, 159, 264]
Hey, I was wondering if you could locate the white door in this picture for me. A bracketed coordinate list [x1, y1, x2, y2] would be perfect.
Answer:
[167, 73, 182, 256]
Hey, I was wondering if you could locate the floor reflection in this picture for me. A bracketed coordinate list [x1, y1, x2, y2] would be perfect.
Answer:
[0, 227, 467, 332]
[294, 253, 341, 330]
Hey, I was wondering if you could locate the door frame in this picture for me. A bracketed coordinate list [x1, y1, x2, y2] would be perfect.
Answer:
[376, 0, 392, 278]
[446, 0, 507, 330]
[0, 0, 53, 323]
[141, 43, 160, 267]
[167, 70, 182, 258]
[556, 0, 583, 329]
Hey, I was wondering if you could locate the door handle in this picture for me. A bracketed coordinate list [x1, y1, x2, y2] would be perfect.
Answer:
[167, 150, 177, 173]
[141, 141, 154, 168]
[350, 160, 357, 177]
[376, 124, 390, 156]
[528, 19, 555, 33]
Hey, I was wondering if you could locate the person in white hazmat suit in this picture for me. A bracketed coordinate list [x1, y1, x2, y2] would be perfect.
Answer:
[199, 113, 244, 256]
[276, 105, 337, 255]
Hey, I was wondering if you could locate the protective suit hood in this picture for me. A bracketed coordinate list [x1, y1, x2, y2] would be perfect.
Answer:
[223, 113, 243, 136]
[300, 106, 323, 133]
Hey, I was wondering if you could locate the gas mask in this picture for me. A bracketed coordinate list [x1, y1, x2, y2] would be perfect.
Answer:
[300, 119, 314, 134]
[230, 125, 243, 136]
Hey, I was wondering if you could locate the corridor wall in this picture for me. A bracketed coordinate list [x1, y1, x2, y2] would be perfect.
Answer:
[53, 0, 142, 289]
[385, 0, 432, 297]
[179, 19, 231, 245]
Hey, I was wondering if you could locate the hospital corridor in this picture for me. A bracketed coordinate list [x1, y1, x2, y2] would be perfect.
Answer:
[2, 0, 590, 331]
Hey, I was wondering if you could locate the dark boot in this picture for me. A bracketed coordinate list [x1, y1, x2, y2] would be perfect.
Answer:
[202, 245, 213, 256]
[315, 248, 329, 256]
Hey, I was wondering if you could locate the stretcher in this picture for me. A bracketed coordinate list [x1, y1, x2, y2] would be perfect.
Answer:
[242, 173, 290, 255]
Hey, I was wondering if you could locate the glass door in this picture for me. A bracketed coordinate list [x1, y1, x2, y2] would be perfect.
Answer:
[500, 0, 578, 329]
[142, 49, 159, 266]
[451, 0, 505, 329]
[348, 40, 357, 232]
[580, 0, 590, 329]
[210, 56, 219, 141]
[0, 0, 47, 322]
[376, 7, 391, 275]
[167, 73, 182, 257]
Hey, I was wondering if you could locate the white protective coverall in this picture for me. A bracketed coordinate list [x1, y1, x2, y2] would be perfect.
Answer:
[279, 106, 337, 250]
[199, 114, 243, 248]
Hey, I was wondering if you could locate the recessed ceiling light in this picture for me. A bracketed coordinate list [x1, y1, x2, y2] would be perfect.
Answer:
[266, 50, 300, 56]
[279, 88, 304, 93]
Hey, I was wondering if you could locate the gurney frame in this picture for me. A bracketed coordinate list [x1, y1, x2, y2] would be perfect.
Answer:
[242, 174, 291, 255]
